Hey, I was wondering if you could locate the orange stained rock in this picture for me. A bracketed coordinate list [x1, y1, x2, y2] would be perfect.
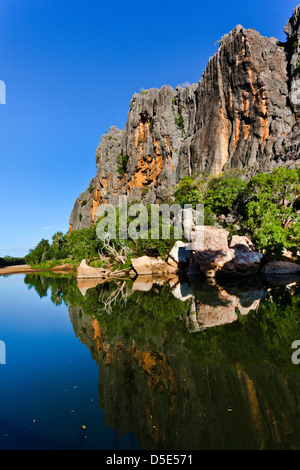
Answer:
[104, 349, 113, 365]
[91, 318, 101, 340]
[128, 156, 148, 188]
[149, 158, 156, 184]
[164, 135, 173, 155]
[134, 121, 149, 149]
[232, 109, 241, 152]
[214, 105, 231, 174]
[144, 121, 149, 143]
[134, 350, 156, 373]
[155, 153, 163, 178]
[248, 66, 256, 96]
[152, 136, 162, 160]
[255, 87, 269, 142]
[91, 187, 100, 224]
[244, 122, 251, 140]
[249, 68, 269, 143]
[241, 91, 250, 116]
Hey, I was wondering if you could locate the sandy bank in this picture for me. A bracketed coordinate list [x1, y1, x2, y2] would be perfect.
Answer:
[0, 264, 76, 275]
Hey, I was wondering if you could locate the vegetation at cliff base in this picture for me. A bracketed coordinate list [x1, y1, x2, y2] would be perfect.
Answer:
[174, 166, 300, 257]
[25, 166, 300, 268]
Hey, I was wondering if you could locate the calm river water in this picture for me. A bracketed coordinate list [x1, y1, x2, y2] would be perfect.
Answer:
[0, 272, 299, 450]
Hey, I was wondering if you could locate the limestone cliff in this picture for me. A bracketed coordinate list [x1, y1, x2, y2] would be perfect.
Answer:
[70, 6, 300, 231]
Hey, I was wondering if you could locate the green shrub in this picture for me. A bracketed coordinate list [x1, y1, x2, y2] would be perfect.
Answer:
[240, 167, 300, 256]
[205, 175, 247, 215]
[174, 175, 195, 203]
[25, 239, 52, 266]
[174, 113, 184, 131]
[149, 118, 154, 133]
[139, 88, 149, 95]
[117, 154, 129, 176]
[141, 186, 149, 197]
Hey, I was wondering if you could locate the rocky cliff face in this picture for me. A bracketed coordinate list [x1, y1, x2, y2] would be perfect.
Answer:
[70, 6, 300, 231]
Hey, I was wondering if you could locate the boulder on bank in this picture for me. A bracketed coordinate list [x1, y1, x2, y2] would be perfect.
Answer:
[261, 261, 300, 275]
[131, 256, 178, 276]
[77, 259, 128, 279]
[188, 226, 235, 277]
[188, 226, 263, 278]
[77, 259, 103, 278]
[131, 256, 152, 275]
[229, 235, 256, 253]
[167, 240, 191, 268]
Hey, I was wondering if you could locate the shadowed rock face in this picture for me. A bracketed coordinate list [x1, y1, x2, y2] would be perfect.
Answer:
[187, 226, 264, 278]
[70, 7, 300, 231]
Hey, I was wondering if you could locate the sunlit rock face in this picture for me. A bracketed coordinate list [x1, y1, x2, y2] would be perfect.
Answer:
[284, 5, 300, 161]
[69, 6, 300, 232]
[285, 5, 300, 116]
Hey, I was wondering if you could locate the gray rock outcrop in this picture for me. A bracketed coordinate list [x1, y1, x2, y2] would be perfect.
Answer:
[188, 226, 263, 277]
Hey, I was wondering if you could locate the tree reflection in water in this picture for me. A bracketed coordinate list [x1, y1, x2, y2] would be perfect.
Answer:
[24, 272, 300, 450]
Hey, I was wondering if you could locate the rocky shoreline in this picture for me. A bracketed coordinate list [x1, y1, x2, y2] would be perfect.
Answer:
[77, 226, 300, 281]
[3, 226, 299, 282]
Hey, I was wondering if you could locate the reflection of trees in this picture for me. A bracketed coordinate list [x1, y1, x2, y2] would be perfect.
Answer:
[24, 274, 80, 306]
[68, 284, 300, 450]
[97, 281, 131, 314]
[23, 273, 300, 365]
[23, 273, 300, 450]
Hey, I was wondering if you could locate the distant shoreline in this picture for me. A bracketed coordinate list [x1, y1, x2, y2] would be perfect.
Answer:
[0, 264, 76, 275]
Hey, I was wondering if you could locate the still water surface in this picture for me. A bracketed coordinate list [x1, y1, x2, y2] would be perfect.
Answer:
[0, 272, 299, 450]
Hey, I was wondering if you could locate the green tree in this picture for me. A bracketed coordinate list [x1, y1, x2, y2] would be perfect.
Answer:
[205, 174, 247, 216]
[25, 239, 52, 265]
[241, 167, 300, 256]
[51, 231, 68, 260]
[65, 226, 100, 261]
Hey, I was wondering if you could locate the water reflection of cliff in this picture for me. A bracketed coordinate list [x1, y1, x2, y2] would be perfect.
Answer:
[25, 273, 300, 450]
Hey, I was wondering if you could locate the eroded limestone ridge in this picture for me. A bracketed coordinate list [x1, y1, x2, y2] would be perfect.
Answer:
[70, 6, 300, 231]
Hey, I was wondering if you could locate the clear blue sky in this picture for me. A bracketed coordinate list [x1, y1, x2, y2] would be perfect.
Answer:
[0, 0, 298, 257]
